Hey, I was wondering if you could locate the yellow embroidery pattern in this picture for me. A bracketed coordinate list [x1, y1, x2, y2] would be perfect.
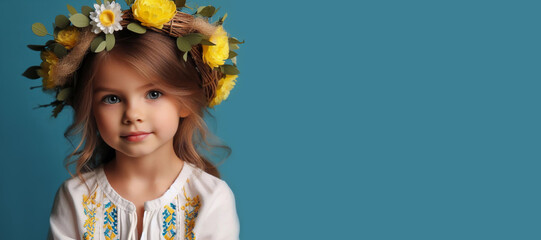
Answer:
[104, 201, 118, 240]
[162, 196, 178, 240]
[182, 179, 201, 240]
[82, 192, 101, 240]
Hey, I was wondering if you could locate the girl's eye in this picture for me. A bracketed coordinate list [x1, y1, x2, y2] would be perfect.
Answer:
[102, 95, 120, 104]
[147, 90, 163, 100]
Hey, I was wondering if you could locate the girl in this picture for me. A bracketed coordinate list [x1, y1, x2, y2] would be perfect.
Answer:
[25, 1, 242, 239]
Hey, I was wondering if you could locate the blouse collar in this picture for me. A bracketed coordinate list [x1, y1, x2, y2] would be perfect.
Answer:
[96, 161, 195, 212]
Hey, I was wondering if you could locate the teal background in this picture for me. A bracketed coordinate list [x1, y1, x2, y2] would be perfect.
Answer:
[1, 0, 540, 239]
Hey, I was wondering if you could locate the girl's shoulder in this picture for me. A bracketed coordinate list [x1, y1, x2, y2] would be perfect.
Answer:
[57, 167, 101, 197]
[182, 162, 236, 201]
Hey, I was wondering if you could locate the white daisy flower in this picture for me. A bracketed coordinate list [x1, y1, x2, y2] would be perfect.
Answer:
[89, 1, 123, 34]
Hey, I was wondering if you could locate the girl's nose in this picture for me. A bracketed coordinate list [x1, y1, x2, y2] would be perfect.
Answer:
[122, 101, 143, 124]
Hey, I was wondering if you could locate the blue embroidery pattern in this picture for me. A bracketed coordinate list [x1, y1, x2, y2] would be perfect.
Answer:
[104, 201, 119, 240]
[162, 197, 178, 240]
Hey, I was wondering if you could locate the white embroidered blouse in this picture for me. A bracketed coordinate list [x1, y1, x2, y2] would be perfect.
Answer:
[48, 161, 240, 240]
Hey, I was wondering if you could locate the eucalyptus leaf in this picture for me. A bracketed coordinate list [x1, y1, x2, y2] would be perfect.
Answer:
[105, 34, 115, 51]
[183, 51, 188, 61]
[229, 43, 239, 50]
[197, 6, 215, 18]
[227, 51, 237, 59]
[183, 33, 203, 45]
[218, 13, 228, 24]
[82, 6, 93, 17]
[94, 41, 107, 53]
[175, 0, 186, 8]
[54, 44, 68, 58]
[32, 23, 48, 36]
[221, 64, 239, 75]
[22, 66, 41, 79]
[67, 4, 77, 15]
[127, 22, 147, 34]
[199, 39, 215, 46]
[56, 88, 72, 101]
[69, 13, 90, 27]
[196, 6, 206, 13]
[27, 45, 46, 51]
[45, 40, 56, 46]
[229, 37, 244, 44]
[52, 103, 64, 118]
[176, 37, 192, 52]
[53, 27, 60, 37]
[90, 36, 105, 52]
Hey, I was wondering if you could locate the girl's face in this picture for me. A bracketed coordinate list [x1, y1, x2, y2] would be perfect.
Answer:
[92, 57, 190, 158]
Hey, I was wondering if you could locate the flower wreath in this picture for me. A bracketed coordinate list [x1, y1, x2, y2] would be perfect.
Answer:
[24, 0, 244, 117]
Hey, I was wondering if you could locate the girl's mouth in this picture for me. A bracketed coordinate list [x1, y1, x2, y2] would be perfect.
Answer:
[121, 132, 151, 142]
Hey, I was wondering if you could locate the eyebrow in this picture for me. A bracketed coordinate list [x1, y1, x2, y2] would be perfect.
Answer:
[93, 83, 156, 94]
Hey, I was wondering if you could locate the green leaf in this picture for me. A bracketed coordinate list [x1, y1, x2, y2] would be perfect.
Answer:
[176, 37, 192, 52]
[183, 51, 188, 61]
[183, 33, 203, 45]
[125, 0, 134, 6]
[229, 37, 245, 44]
[229, 43, 239, 50]
[127, 22, 147, 34]
[197, 6, 216, 18]
[82, 6, 93, 17]
[32, 23, 48, 36]
[27, 45, 46, 51]
[67, 4, 77, 15]
[45, 40, 56, 46]
[227, 51, 237, 59]
[95, 41, 107, 52]
[105, 34, 115, 51]
[53, 27, 60, 37]
[221, 64, 240, 75]
[69, 13, 90, 27]
[218, 13, 228, 24]
[96, 0, 102, 5]
[52, 103, 64, 118]
[56, 88, 72, 101]
[231, 56, 237, 65]
[196, 6, 206, 14]
[53, 44, 68, 58]
[199, 39, 215, 46]
[90, 36, 105, 52]
[22, 66, 41, 79]
[175, 0, 186, 8]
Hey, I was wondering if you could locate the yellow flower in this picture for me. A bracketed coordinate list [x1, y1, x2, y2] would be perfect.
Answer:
[38, 51, 59, 89]
[55, 26, 80, 49]
[202, 25, 229, 68]
[209, 74, 238, 107]
[131, 0, 176, 29]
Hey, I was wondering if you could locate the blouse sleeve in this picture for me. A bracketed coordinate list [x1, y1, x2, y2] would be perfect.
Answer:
[47, 182, 78, 240]
[196, 181, 241, 240]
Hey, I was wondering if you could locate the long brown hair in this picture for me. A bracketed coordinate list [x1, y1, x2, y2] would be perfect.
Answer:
[63, 29, 230, 189]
